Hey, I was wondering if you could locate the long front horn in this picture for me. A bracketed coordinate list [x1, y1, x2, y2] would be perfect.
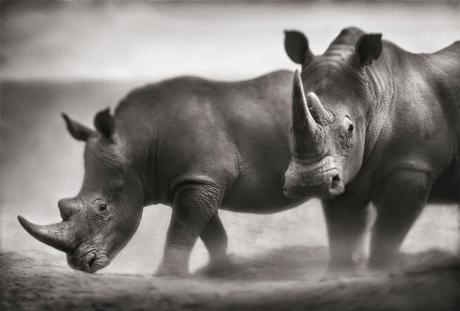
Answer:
[17, 216, 72, 252]
[292, 70, 322, 157]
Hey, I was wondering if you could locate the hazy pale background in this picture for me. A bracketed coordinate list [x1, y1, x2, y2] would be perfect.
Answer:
[1, 1, 459, 274]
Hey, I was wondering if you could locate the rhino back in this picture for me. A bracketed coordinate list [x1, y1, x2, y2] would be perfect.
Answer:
[114, 70, 299, 211]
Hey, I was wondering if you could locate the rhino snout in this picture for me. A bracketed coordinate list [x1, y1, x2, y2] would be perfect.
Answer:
[67, 251, 110, 273]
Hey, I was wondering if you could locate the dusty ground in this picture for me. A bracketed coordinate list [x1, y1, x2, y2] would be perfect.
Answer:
[1, 247, 459, 311]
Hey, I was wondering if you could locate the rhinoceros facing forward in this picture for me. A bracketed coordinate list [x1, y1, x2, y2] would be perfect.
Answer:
[18, 70, 307, 276]
[283, 27, 459, 273]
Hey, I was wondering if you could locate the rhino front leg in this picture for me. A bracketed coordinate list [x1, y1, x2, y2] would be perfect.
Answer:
[322, 191, 370, 277]
[156, 182, 224, 277]
[369, 170, 431, 270]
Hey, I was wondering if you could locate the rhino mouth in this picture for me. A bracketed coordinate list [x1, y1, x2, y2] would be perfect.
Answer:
[284, 167, 345, 199]
[284, 153, 346, 199]
[88, 253, 110, 272]
[67, 248, 110, 273]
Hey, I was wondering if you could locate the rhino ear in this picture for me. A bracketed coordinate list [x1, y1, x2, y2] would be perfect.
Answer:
[61, 113, 93, 142]
[355, 33, 382, 66]
[94, 108, 115, 140]
[284, 30, 314, 65]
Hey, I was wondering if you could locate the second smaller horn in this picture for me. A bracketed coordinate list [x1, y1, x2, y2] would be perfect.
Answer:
[306, 92, 334, 125]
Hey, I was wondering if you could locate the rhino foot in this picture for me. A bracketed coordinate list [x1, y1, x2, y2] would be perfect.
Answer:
[195, 253, 239, 278]
[321, 264, 364, 282]
[154, 264, 191, 279]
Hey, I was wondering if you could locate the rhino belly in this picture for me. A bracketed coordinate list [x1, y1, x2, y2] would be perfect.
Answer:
[221, 171, 304, 214]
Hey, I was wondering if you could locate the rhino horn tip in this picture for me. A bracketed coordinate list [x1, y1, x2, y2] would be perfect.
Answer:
[17, 215, 34, 234]
[17, 216, 72, 252]
[61, 112, 69, 120]
[17, 215, 28, 228]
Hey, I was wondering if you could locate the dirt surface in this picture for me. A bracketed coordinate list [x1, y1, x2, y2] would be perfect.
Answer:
[1, 247, 458, 311]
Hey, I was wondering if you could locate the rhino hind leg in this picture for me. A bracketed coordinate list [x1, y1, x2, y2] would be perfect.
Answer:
[200, 213, 228, 264]
[155, 181, 225, 278]
[322, 192, 370, 277]
[369, 170, 431, 270]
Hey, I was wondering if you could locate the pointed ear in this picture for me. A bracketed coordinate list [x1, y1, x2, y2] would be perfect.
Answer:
[284, 30, 314, 65]
[61, 113, 93, 142]
[94, 108, 115, 140]
[355, 33, 382, 66]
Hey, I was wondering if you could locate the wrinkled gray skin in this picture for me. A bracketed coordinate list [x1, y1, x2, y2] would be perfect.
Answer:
[18, 70, 306, 276]
[283, 27, 459, 274]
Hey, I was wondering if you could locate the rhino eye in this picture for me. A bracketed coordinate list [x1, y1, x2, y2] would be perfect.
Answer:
[98, 202, 108, 212]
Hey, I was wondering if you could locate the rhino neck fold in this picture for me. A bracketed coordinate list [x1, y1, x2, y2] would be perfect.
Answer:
[109, 124, 159, 206]
[361, 51, 396, 164]
[137, 127, 161, 205]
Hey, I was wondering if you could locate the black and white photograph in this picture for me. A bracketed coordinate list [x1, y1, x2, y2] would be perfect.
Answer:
[1, 0, 459, 310]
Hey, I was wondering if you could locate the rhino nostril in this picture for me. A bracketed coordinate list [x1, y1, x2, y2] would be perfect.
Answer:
[88, 255, 96, 269]
[331, 174, 341, 189]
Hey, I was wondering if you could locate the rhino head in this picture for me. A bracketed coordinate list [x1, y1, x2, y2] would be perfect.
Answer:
[283, 30, 382, 199]
[18, 109, 144, 273]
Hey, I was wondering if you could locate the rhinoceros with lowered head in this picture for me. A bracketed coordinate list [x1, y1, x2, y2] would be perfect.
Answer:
[283, 27, 459, 273]
[18, 70, 310, 276]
